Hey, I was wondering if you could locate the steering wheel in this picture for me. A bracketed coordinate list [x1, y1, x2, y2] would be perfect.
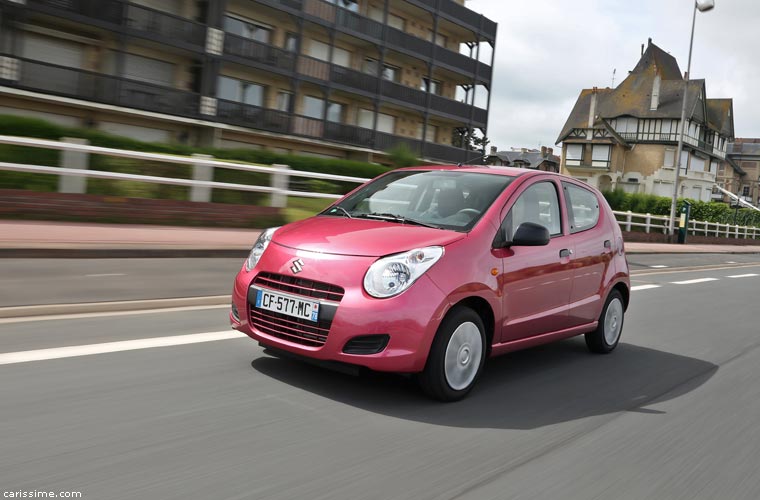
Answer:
[454, 208, 481, 217]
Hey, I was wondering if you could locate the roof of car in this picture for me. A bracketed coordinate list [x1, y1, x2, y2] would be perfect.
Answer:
[401, 165, 533, 177]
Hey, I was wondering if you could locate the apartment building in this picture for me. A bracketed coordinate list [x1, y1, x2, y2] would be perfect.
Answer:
[0, 0, 496, 163]
[556, 39, 734, 201]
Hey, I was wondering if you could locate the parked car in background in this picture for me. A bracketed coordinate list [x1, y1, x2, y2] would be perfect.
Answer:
[231, 166, 630, 401]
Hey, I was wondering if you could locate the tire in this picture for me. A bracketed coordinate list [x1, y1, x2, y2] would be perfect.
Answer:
[418, 307, 486, 402]
[585, 289, 625, 354]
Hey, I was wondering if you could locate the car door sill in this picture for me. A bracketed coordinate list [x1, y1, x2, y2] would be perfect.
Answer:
[490, 322, 598, 357]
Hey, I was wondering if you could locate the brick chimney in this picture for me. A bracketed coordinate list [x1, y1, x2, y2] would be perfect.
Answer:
[490, 146, 497, 154]
[547, 147, 553, 157]
[541, 146, 547, 157]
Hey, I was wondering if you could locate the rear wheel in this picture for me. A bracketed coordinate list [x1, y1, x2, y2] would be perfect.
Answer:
[585, 289, 625, 353]
[418, 307, 486, 402]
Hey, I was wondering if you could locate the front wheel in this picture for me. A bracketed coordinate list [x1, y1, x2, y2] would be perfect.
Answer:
[418, 307, 486, 402]
[585, 289, 625, 353]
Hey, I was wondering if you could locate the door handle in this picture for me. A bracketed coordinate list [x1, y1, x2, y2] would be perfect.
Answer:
[559, 249, 573, 258]
[604, 240, 612, 249]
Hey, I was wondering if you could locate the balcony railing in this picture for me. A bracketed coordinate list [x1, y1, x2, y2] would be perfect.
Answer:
[125, 3, 206, 48]
[2, 56, 199, 117]
[380, 80, 427, 108]
[330, 65, 379, 95]
[216, 100, 290, 134]
[335, 8, 384, 40]
[423, 142, 468, 164]
[26, 0, 123, 23]
[429, 94, 487, 125]
[223, 33, 296, 73]
[323, 121, 374, 148]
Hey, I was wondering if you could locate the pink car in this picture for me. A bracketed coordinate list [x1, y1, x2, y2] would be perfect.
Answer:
[231, 166, 630, 401]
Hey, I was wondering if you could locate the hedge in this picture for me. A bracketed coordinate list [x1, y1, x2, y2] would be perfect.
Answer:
[602, 189, 760, 227]
[0, 114, 391, 204]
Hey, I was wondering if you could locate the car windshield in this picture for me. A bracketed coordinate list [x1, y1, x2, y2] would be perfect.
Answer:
[321, 170, 515, 231]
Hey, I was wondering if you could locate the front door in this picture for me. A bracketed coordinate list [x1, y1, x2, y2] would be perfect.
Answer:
[495, 179, 574, 343]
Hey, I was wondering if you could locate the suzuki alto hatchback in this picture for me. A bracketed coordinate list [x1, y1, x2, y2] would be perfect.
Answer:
[231, 166, 630, 401]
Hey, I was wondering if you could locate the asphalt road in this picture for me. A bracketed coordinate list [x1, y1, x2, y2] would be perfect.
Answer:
[1, 256, 760, 499]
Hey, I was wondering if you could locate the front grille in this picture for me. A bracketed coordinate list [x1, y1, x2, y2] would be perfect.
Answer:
[250, 273, 344, 347]
[343, 335, 390, 355]
[253, 272, 344, 302]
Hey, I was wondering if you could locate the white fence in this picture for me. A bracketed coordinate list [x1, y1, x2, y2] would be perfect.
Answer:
[0, 135, 371, 207]
[2, 135, 760, 239]
[613, 210, 760, 239]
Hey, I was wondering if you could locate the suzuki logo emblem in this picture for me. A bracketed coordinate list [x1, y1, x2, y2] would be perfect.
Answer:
[290, 259, 304, 274]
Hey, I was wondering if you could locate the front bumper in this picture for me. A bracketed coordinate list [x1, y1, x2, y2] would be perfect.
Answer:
[230, 244, 449, 373]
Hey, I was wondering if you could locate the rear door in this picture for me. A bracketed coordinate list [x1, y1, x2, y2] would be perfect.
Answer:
[495, 178, 575, 342]
[562, 181, 614, 327]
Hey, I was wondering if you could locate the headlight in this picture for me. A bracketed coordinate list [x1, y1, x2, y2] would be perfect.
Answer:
[245, 227, 279, 271]
[363, 246, 444, 298]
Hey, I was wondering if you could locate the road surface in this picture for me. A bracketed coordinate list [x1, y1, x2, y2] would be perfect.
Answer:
[1, 255, 759, 499]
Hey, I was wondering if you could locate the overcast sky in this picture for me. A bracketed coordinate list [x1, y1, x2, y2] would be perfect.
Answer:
[465, 0, 760, 152]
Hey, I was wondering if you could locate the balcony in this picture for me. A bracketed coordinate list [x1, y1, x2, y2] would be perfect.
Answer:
[405, 0, 497, 40]
[429, 93, 487, 126]
[1, 56, 199, 118]
[423, 142, 469, 164]
[217, 100, 290, 134]
[223, 33, 296, 74]
[330, 65, 379, 97]
[25, 0, 123, 24]
[380, 80, 427, 108]
[125, 3, 206, 49]
[24, 0, 206, 51]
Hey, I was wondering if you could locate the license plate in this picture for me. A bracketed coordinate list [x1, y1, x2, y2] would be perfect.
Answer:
[255, 289, 320, 322]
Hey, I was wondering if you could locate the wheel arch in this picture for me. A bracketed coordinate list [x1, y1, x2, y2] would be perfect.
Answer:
[449, 296, 496, 354]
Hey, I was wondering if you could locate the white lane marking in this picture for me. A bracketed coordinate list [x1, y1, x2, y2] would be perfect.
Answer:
[631, 284, 662, 291]
[725, 261, 737, 264]
[85, 273, 126, 277]
[0, 330, 246, 365]
[649, 265, 669, 268]
[0, 305, 230, 325]
[671, 278, 719, 285]
[727, 273, 759, 279]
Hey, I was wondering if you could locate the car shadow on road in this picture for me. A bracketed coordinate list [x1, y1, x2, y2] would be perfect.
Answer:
[250, 338, 717, 430]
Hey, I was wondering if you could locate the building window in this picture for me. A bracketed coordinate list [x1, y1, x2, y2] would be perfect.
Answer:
[326, 102, 344, 123]
[425, 124, 438, 143]
[217, 76, 265, 107]
[743, 186, 750, 197]
[426, 29, 447, 47]
[363, 58, 398, 82]
[368, 7, 405, 30]
[224, 15, 271, 44]
[421, 78, 441, 95]
[591, 145, 611, 167]
[566, 144, 584, 166]
[358, 109, 395, 134]
[664, 148, 675, 168]
[276, 91, 292, 112]
[308, 40, 351, 67]
[284, 33, 298, 52]
[327, 0, 359, 12]
[303, 96, 324, 119]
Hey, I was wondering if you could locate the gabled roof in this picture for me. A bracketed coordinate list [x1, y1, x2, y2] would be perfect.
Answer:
[556, 39, 734, 144]
[487, 150, 560, 168]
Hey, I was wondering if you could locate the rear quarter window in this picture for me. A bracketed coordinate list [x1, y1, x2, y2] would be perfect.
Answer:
[563, 183, 600, 233]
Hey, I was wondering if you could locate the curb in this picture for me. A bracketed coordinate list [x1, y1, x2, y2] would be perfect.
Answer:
[0, 295, 231, 319]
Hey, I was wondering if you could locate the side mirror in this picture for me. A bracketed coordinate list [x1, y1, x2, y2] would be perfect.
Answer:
[512, 222, 550, 246]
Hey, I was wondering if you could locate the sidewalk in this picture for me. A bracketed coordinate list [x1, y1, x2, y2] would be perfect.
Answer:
[2, 220, 760, 256]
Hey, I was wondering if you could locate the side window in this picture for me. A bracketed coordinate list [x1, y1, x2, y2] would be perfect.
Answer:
[503, 181, 562, 240]
[564, 183, 600, 233]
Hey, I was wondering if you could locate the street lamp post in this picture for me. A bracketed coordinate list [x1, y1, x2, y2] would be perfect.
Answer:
[668, 0, 715, 237]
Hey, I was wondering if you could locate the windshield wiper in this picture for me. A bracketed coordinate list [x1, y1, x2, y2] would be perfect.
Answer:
[323, 206, 353, 218]
[357, 212, 440, 229]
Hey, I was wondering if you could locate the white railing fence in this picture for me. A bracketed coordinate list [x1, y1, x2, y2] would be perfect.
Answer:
[0, 135, 371, 207]
[612, 210, 760, 240]
[2, 135, 760, 239]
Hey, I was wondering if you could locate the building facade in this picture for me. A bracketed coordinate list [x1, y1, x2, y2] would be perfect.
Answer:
[556, 39, 734, 201]
[715, 139, 760, 204]
[0, 0, 495, 163]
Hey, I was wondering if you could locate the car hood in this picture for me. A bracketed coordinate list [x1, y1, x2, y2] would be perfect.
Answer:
[272, 216, 466, 257]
